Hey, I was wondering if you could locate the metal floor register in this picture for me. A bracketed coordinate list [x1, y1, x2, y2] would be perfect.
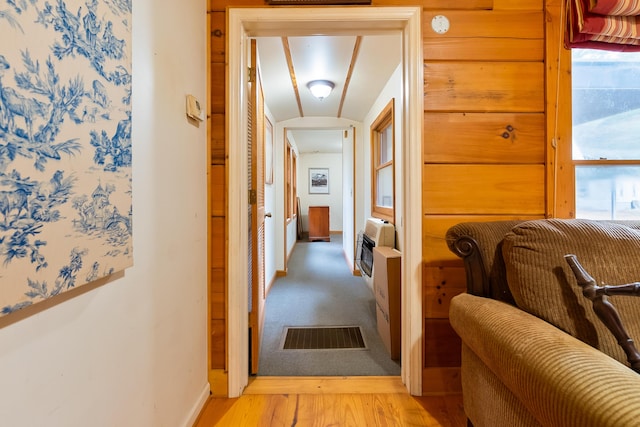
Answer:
[282, 326, 366, 350]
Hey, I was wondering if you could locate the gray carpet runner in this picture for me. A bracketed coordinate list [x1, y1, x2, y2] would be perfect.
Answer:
[257, 235, 401, 376]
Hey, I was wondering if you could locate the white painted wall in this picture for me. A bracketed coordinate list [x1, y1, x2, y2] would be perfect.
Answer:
[299, 153, 343, 232]
[0, 1, 209, 426]
[342, 128, 356, 271]
[362, 63, 403, 250]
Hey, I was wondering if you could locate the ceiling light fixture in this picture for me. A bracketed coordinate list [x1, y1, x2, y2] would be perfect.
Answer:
[307, 80, 334, 100]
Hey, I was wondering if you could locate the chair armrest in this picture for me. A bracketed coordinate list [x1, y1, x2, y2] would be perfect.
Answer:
[565, 254, 640, 373]
[450, 293, 640, 427]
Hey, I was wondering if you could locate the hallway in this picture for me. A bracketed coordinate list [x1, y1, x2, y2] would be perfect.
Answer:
[257, 235, 401, 376]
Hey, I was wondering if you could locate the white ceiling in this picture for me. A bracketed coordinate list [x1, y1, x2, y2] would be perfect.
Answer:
[256, 34, 401, 153]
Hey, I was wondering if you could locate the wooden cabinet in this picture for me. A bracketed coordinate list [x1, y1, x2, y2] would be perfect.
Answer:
[308, 206, 330, 241]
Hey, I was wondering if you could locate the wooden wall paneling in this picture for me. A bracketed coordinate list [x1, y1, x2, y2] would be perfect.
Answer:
[211, 217, 225, 269]
[211, 319, 227, 368]
[211, 62, 225, 114]
[423, 11, 543, 39]
[424, 62, 545, 112]
[424, 37, 543, 62]
[424, 112, 545, 164]
[211, 113, 226, 164]
[210, 215, 226, 370]
[211, 11, 225, 64]
[209, 1, 228, 386]
[493, 0, 543, 10]
[422, 367, 462, 395]
[422, 11, 544, 62]
[210, 165, 226, 216]
[423, 265, 466, 318]
[211, 287, 226, 319]
[422, 214, 544, 263]
[424, 319, 461, 367]
[422, 0, 493, 9]
[211, 267, 225, 295]
[207, 0, 222, 10]
[423, 164, 545, 215]
[422, 213, 544, 260]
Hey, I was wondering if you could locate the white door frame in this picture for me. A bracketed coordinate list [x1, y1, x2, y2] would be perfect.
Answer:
[227, 6, 423, 397]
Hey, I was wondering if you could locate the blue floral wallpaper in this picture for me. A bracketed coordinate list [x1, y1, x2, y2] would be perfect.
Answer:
[0, 0, 132, 316]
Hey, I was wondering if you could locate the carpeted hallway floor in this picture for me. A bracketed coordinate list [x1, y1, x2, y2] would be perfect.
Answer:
[257, 235, 401, 376]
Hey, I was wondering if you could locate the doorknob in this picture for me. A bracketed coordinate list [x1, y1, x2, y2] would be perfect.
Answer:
[265, 212, 272, 218]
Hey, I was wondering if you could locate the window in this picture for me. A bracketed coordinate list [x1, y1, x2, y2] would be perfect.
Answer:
[285, 138, 297, 221]
[572, 50, 640, 220]
[371, 100, 395, 223]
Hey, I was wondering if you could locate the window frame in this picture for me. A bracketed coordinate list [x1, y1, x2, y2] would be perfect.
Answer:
[551, 38, 640, 219]
[370, 99, 395, 224]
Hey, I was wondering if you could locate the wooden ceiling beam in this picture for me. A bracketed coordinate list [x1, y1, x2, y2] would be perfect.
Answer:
[337, 36, 361, 119]
[281, 37, 304, 118]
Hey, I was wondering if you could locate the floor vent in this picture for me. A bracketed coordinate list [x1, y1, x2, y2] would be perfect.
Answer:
[282, 326, 366, 350]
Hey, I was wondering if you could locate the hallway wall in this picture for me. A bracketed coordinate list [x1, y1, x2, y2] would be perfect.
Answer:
[0, 1, 209, 426]
[299, 152, 344, 233]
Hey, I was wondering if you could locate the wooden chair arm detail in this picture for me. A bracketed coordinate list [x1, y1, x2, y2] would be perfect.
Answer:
[565, 254, 640, 373]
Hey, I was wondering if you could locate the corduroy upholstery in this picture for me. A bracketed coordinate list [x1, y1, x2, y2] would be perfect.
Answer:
[447, 219, 640, 427]
[503, 219, 640, 365]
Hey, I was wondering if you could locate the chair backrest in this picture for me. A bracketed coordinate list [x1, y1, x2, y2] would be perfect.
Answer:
[446, 220, 525, 303]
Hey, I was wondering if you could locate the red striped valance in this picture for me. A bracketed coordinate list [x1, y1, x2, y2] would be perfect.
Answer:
[590, 0, 640, 15]
[567, 0, 640, 50]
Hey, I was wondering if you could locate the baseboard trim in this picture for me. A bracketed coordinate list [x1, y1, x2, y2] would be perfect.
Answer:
[182, 382, 211, 427]
[276, 270, 287, 277]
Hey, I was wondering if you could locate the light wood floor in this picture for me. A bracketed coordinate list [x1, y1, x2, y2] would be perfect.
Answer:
[193, 377, 466, 427]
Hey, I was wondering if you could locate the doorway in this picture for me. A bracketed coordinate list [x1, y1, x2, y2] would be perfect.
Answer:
[226, 6, 423, 398]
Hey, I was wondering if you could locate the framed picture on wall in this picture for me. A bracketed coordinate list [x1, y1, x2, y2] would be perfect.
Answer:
[309, 168, 329, 194]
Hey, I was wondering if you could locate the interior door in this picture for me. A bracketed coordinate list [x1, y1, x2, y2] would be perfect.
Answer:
[248, 39, 266, 375]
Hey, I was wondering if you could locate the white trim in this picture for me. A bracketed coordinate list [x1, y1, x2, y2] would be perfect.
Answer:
[227, 10, 250, 398]
[227, 6, 423, 398]
[402, 9, 424, 397]
[181, 382, 211, 427]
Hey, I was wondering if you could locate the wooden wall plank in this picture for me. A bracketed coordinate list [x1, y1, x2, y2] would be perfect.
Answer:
[211, 62, 225, 114]
[424, 319, 461, 367]
[422, 214, 544, 263]
[211, 165, 226, 216]
[211, 268, 225, 294]
[211, 113, 226, 164]
[423, 266, 466, 318]
[211, 289, 225, 319]
[493, 0, 543, 10]
[424, 113, 545, 164]
[211, 216, 225, 269]
[211, 11, 225, 64]
[423, 164, 546, 214]
[211, 319, 226, 369]
[424, 38, 543, 61]
[422, 0, 493, 9]
[424, 62, 545, 112]
[423, 11, 543, 39]
[422, 367, 462, 395]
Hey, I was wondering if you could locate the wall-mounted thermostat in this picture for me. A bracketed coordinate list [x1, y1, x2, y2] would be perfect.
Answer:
[431, 15, 450, 35]
[186, 94, 204, 121]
